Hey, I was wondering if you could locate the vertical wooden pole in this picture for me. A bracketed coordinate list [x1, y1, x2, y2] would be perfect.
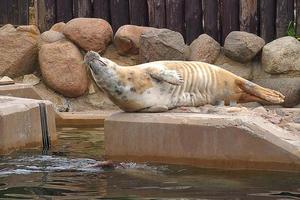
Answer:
[73, 0, 92, 18]
[185, 0, 203, 44]
[166, 0, 185, 36]
[147, 0, 166, 28]
[219, 0, 240, 44]
[240, 0, 258, 34]
[110, 0, 130, 32]
[36, 0, 56, 32]
[276, 0, 294, 38]
[93, 0, 110, 22]
[129, 0, 148, 26]
[297, 0, 300, 34]
[56, 0, 73, 23]
[203, 0, 219, 42]
[260, 0, 276, 42]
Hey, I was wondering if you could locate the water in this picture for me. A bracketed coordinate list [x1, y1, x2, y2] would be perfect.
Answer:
[0, 128, 300, 199]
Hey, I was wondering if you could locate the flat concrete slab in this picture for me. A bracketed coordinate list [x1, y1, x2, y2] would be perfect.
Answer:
[56, 110, 115, 128]
[0, 83, 41, 100]
[0, 96, 56, 154]
[105, 112, 300, 171]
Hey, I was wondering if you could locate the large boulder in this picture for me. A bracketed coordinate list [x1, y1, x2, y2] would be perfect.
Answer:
[224, 31, 265, 63]
[262, 36, 300, 74]
[188, 34, 221, 64]
[214, 50, 252, 80]
[254, 77, 300, 107]
[114, 25, 157, 55]
[0, 24, 40, 78]
[63, 18, 113, 53]
[39, 39, 88, 97]
[139, 29, 187, 63]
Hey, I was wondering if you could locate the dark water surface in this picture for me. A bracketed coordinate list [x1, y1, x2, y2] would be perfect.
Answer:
[0, 128, 300, 199]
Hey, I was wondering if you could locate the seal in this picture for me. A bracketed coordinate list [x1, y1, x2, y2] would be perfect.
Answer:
[84, 51, 285, 112]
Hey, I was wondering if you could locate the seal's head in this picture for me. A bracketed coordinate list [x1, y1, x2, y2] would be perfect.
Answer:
[84, 51, 108, 75]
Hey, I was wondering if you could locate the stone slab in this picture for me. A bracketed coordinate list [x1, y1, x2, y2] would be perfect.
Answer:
[0, 83, 42, 100]
[0, 96, 57, 154]
[56, 110, 115, 128]
[105, 112, 300, 172]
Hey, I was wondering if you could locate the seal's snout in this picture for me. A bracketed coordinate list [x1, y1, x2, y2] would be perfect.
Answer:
[84, 51, 101, 65]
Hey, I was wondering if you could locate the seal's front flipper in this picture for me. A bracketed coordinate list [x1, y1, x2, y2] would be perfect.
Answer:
[139, 105, 169, 113]
[149, 69, 184, 85]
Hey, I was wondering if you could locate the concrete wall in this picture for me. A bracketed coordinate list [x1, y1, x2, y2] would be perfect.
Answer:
[105, 112, 300, 171]
[0, 96, 56, 154]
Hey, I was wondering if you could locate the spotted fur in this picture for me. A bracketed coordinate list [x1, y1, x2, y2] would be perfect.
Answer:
[85, 51, 285, 112]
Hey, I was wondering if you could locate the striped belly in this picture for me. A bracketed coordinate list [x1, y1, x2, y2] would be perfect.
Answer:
[166, 62, 219, 107]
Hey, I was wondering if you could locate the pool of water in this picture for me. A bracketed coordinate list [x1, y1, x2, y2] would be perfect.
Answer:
[0, 128, 300, 199]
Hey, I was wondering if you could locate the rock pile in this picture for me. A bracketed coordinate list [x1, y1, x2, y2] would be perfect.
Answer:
[0, 19, 299, 108]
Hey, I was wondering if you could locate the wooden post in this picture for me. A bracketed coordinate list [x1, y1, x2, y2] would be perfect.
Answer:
[93, 0, 110, 22]
[260, 0, 276, 42]
[185, 0, 203, 44]
[147, 0, 166, 28]
[73, 0, 92, 18]
[0, 0, 29, 25]
[220, 0, 240, 44]
[297, 0, 300, 34]
[166, 0, 185, 36]
[110, 0, 130, 32]
[129, 0, 148, 26]
[240, 0, 258, 34]
[0, 0, 8, 24]
[36, 0, 56, 32]
[203, 0, 219, 42]
[56, 0, 73, 23]
[276, 0, 294, 38]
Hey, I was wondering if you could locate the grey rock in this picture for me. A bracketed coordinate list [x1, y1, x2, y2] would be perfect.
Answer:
[262, 36, 300, 74]
[224, 31, 265, 63]
[188, 34, 221, 64]
[139, 29, 187, 63]
[214, 50, 252, 80]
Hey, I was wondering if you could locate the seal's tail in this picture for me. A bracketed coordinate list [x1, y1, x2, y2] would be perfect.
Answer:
[236, 78, 285, 104]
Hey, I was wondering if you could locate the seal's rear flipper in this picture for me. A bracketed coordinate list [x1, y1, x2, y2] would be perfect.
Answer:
[236, 79, 285, 104]
[149, 68, 184, 85]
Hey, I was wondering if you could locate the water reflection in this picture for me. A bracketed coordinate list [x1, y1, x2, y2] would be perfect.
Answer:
[0, 128, 299, 199]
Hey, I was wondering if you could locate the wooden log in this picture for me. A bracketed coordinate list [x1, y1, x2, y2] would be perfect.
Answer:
[260, 0, 276, 42]
[36, 0, 56, 32]
[110, 0, 130, 32]
[240, 0, 258, 34]
[73, 0, 92, 18]
[203, 0, 219, 42]
[129, 0, 148, 26]
[147, 0, 166, 28]
[297, 0, 300, 34]
[276, 0, 294, 38]
[93, 0, 110, 22]
[56, 0, 73, 23]
[0, 0, 29, 25]
[166, 0, 185, 36]
[185, 0, 203, 44]
[219, 0, 240, 44]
